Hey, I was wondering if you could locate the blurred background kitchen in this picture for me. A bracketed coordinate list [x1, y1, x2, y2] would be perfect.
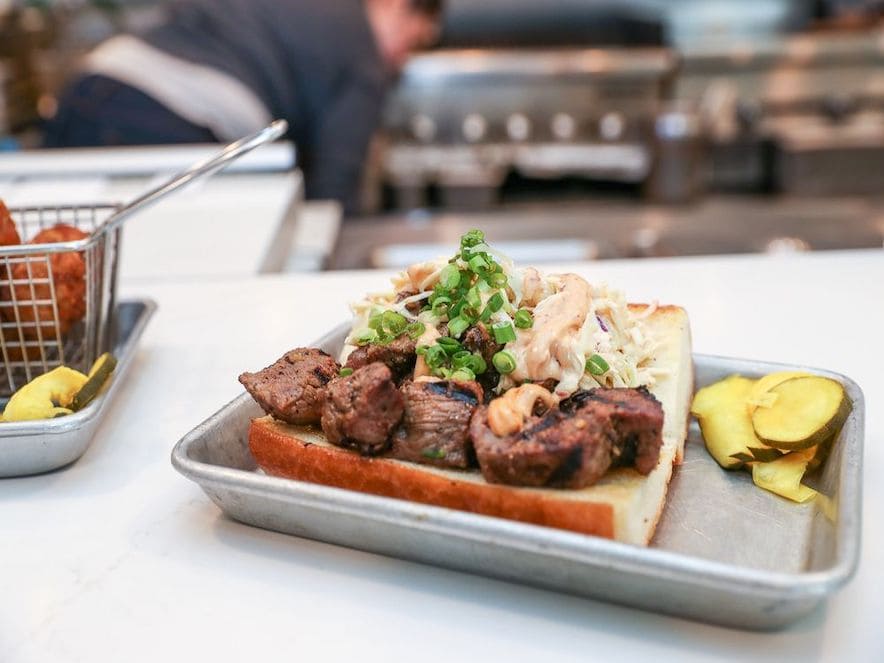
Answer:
[1, 0, 882, 273]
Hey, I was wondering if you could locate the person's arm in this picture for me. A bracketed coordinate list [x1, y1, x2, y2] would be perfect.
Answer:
[302, 74, 387, 215]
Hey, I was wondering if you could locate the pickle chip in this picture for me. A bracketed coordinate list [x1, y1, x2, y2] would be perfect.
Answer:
[746, 371, 812, 413]
[751, 449, 818, 503]
[72, 353, 118, 411]
[691, 375, 763, 470]
[751, 376, 851, 451]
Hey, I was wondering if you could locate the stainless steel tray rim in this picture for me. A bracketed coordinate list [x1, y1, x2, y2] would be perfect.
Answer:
[1, 299, 157, 477]
[172, 353, 862, 599]
[172, 350, 864, 627]
[176, 461, 848, 599]
[0, 299, 157, 437]
[1, 404, 116, 435]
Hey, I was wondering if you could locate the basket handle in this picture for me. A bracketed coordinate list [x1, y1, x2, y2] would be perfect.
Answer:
[96, 119, 289, 235]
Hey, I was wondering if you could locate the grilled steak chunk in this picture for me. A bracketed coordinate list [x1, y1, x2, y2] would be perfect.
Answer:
[239, 348, 339, 425]
[345, 333, 417, 383]
[471, 387, 664, 488]
[321, 363, 404, 456]
[391, 379, 484, 469]
[471, 405, 616, 489]
[561, 387, 663, 474]
[463, 323, 502, 397]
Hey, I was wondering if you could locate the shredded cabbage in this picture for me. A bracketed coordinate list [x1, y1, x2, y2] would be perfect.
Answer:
[345, 245, 659, 393]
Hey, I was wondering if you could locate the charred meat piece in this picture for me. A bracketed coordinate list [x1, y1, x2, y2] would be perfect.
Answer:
[463, 323, 502, 397]
[345, 333, 416, 383]
[391, 379, 484, 469]
[239, 348, 339, 425]
[471, 387, 664, 489]
[561, 387, 664, 474]
[394, 289, 426, 315]
[463, 323, 501, 365]
[321, 362, 404, 456]
[471, 405, 616, 489]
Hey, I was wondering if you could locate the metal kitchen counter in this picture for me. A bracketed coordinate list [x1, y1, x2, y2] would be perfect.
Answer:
[333, 194, 883, 269]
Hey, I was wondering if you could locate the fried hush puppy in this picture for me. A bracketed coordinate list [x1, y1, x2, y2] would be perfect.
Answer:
[0, 200, 21, 247]
[1, 223, 90, 354]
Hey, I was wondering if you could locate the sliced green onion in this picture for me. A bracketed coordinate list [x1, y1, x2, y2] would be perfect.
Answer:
[491, 321, 517, 344]
[338, 367, 354, 377]
[424, 345, 447, 369]
[451, 350, 473, 368]
[461, 307, 480, 323]
[468, 254, 489, 273]
[439, 264, 461, 290]
[461, 229, 485, 248]
[437, 336, 462, 354]
[488, 272, 508, 289]
[450, 351, 486, 375]
[448, 316, 470, 338]
[354, 329, 379, 345]
[487, 292, 505, 313]
[382, 310, 407, 335]
[492, 350, 517, 375]
[467, 353, 487, 375]
[448, 298, 466, 320]
[586, 354, 610, 376]
[406, 321, 426, 340]
[368, 313, 384, 331]
[450, 367, 476, 382]
[431, 296, 452, 317]
[513, 308, 534, 329]
[465, 286, 482, 310]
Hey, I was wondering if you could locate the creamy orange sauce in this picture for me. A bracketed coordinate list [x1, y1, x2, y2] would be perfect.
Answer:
[508, 273, 591, 393]
[487, 384, 559, 436]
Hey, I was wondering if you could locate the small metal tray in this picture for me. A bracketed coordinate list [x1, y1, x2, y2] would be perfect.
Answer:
[172, 325, 863, 631]
[1, 299, 156, 477]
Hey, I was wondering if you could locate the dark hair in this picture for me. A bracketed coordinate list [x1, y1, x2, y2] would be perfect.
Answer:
[409, 0, 444, 16]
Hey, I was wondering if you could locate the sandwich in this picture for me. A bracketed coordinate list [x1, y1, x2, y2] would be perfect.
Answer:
[241, 230, 693, 545]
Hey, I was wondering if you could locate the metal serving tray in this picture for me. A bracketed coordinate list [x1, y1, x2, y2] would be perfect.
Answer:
[172, 325, 863, 631]
[1, 299, 156, 477]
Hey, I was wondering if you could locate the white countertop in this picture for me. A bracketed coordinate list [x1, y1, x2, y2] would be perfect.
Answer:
[2, 250, 882, 662]
[0, 171, 303, 281]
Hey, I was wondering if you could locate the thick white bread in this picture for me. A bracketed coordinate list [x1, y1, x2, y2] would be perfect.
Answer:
[249, 305, 693, 545]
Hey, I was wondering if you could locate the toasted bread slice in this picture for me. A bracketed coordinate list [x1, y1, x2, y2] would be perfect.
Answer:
[249, 305, 692, 545]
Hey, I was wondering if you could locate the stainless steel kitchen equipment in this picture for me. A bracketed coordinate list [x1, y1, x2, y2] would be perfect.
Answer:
[376, 19, 884, 211]
[680, 28, 884, 194]
[0, 299, 154, 477]
[172, 325, 863, 631]
[0, 120, 287, 397]
[381, 48, 676, 209]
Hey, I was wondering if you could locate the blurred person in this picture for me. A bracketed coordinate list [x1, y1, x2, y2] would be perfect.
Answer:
[44, 0, 442, 213]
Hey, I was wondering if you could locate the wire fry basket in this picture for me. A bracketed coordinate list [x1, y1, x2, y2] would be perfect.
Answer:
[0, 204, 121, 397]
[0, 118, 288, 400]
